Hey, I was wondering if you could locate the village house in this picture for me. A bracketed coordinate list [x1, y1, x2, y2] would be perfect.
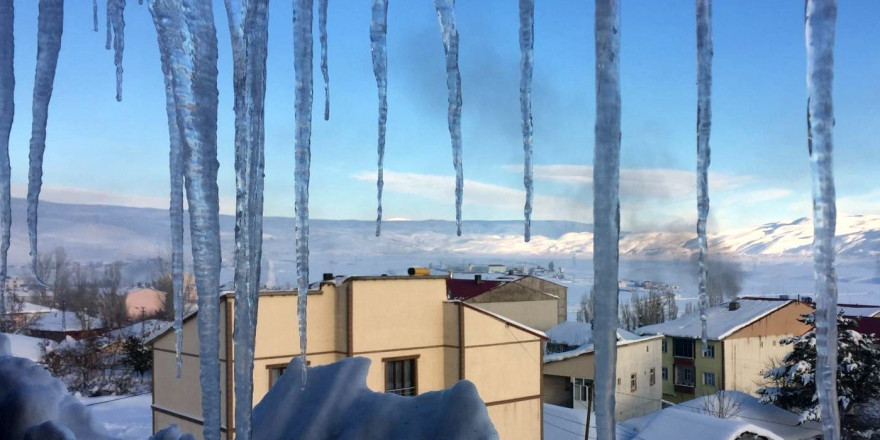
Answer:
[125, 286, 168, 320]
[541, 321, 664, 421]
[149, 274, 547, 440]
[446, 272, 567, 331]
[635, 297, 813, 403]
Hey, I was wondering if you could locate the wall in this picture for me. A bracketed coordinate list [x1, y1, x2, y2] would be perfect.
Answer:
[726, 301, 813, 340]
[125, 288, 166, 320]
[474, 299, 558, 331]
[512, 276, 568, 324]
[723, 335, 791, 395]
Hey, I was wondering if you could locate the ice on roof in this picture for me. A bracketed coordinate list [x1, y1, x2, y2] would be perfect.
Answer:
[839, 304, 880, 318]
[635, 299, 793, 340]
[544, 322, 658, 363]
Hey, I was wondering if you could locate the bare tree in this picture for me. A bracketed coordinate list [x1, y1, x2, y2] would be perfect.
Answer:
[684, 302, 696, 316]
[701, 390, 743, 419]
[577, 288, 595, 324]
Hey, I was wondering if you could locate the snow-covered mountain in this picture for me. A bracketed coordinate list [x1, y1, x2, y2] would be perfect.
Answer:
[3, 198, 878, 266]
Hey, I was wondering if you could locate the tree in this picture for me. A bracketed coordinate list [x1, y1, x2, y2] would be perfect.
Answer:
[548, 261, 555, 272]
[758, 312, 880, 432]
[684, 302, 696, 316]
[123, 335, 152, 377]
[577, 288, 594, 324]
[701, 390, 743, 419]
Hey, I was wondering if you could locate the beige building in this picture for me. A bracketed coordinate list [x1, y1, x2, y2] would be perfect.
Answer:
[125, 287, 168, 320]
[636, 297, 813, 403]
[149, 275, 546, 439]
[541, 322, 664, 421]
[447, 273, 567, 331]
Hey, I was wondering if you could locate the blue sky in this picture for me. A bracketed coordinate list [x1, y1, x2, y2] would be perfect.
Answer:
[5, 1, 880, 232]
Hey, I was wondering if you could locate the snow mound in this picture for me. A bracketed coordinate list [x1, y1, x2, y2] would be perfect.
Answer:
[150, 425, 195, 440]
[1, 332, 56, 362]
[0, 334, 110, 440]
[251, 357, 498, 440]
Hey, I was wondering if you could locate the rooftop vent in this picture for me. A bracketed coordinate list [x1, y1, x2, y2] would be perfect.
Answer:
[729, 300, 741, 311]
[322, 273, 334, 281]
[779, 294, 790, 300]
[475, 274, 482, 284]
[408, 267, 430, 276]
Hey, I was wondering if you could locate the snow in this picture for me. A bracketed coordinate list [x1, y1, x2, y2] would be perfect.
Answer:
[543, 404, 597, 440]
[635, 299, 792, 340]
[839, 305, 880, 318]
[620, 406, 783, 440]
[544, 322, 658, 363]
[81, 394, 153, 440]
[30, 310, 104, 332]
[1, 331, 55, 362]
[103, 319, 169, 341]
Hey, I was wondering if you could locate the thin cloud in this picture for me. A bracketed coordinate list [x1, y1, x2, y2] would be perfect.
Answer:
[10, 183, 237, 214]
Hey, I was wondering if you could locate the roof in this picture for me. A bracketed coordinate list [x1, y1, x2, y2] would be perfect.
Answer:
[839, 303, 880, 318]
[460, 302, 548, 340]
[620, 406, 783, 440]
[104, 319, 171, 341]
[543, 322, 661, 363]
[856, 316, 880, 336]
[144, 308, 199, 345]
[446, 278, 504, 300]
[29, 310, 104, 332]
[635, 299, 795, 340]
[14, 302, 56, 315]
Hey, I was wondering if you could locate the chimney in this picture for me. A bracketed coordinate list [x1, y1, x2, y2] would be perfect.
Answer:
[475, 274, 482, 284]
[323, 273, 334, 281]
[728, 300, 740, 311]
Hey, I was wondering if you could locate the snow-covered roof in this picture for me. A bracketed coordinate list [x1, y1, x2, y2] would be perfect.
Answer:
[635, 299, 794, 340]
[29, 310, 104, 332]
[544, 322, 661, 363]
[619, 406, 783, 440]
[0, 332, 55, 362]
[839, 304, 880, 318]
[15, 302, 56, 314]
[104, 319, 171, 341]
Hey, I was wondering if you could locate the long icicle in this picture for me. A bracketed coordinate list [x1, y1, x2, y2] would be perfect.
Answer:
[434, 0, 463, 237]
[224, 0, 270, 438]
[152, 0, 185, 379]
[109, 0, 125, 101]
[0, 0, 13, 329]
[92, 0, 98, 32]
[293, 0, 314, 384]
[319, 0, 329, 121]
[519, 0, 534, 242]
[805, 0, 840, 438]
[593, 0, 621, 439]
[148, 1, 222, 439]
[105, 0, 111, 49]
[370, 0, 387, 237]
[695, 0, 712, 351]
[26, 0, 63, 288]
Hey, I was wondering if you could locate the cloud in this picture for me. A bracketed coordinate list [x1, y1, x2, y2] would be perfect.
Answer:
[10, 183, 237, 214]
[838, 190, 880, 215]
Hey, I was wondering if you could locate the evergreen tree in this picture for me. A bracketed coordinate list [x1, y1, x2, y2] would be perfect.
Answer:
[758, 312, 880, 430]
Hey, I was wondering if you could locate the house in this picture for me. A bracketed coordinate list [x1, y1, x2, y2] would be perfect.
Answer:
[839, 303, 880, 319]
[125, 287, 168, 320]
[26, 309, 104, 341]
[446, 273, 567, 331]
[149, 275, 546, 440]
[4, 301, 54, 330]
[635, 298, 813, 403]
[542, 321, 664, 421]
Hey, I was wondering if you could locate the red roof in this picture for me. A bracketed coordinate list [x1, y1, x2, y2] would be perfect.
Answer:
[856, 316, 880, 337]
[446, 278, 504, 301]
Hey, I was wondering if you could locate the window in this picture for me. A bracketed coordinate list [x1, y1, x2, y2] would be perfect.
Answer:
[662, 367, 668, 381]
[268, 365, 286, 389]
[662, 339, 668, 353]
[673, 338, 694, 359]
[617, 377, 621, 386]
[703, 372, 716, 387]
[650, 368, 656, 386]
[630, 373, 637, 392]
[702, 344, 715, 358]
[573, 378, 591, 402]
[674, 365, 695, 388]
[385, 356, 418, 396]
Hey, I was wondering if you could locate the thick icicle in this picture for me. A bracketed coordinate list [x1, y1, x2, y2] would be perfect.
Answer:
[519, 0, 534, 242]
[107, 0, 125, 101]
[152, 1, 185, 380]
[319, 0, 329, 121]
[695, 0, 712, 350]
[805, 1, 840, 438]
[92, 0, 98, 32]
[370, 0, 387, 237]
[433, 0, 463, 237]
[26, 0, 63, 288]
[148, 1, 222, 439]
[224, 0, 269, 438]
[593, 0, 621, 439]
[104, 1, 111, 49]
[0, 0, 13, 327]
[293, 0, 313, 384]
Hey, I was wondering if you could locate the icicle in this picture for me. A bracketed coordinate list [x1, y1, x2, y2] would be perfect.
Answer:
[695, 0, 712, 351]
[805, 0, 840, 438]
[519, 0, 534, 242]
[0, 0, 13, 328]
[148, 1, 221, 439]
[26, 0, 63, 289]
[107, 0, 125, 101]
[319, 0, 329, 121]
[223, 0, 269, 438]
[592, 0, 621, 439]
[433, 0, 463, 237]
[104, 0, 111, 50]
[370, 0, 387, 237]
[293, 0, 314, 384]
[92, 0, 98, 32]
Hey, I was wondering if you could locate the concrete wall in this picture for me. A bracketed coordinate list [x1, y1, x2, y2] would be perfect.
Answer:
[723, 335, 791, 396]
[726, 301, 813, 340]
[514, 276, 567, 324]
[475, 300, 558, 331]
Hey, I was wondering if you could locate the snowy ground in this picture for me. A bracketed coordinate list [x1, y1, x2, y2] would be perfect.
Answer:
[543, 403, 598, 440]
[80, 393, 153, 440]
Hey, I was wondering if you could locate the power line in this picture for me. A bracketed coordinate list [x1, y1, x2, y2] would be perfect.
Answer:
[84, 392, 150, 406]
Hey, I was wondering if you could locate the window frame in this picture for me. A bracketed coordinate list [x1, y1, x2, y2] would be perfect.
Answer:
[662, 339, 668, 353]
[661, 367, 668, 381]
[649, 368, 656, 386]
[573, 378, 591, 402]
[702, 344, 715, 358]
[267, 364, 287, 390]
[383, 355, 420, 396]
[672, 338, 695, 359]
[630, 373, 637, 392]
[674, 365, 696, 388]
[703, 371, 716, 387]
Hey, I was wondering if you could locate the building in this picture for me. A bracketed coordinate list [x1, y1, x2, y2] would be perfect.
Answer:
[125, 287, 168, 320]
[149, 275, 546, 440]
[446, 273, 567, 331]
[636, 298, 813, 403]
[26, 309, 104, 341]
[541, 321, 663, 421]
[839, 303, 880, 319]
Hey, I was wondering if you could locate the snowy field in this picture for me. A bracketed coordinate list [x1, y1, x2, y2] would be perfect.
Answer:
[79, 394, 153, 440]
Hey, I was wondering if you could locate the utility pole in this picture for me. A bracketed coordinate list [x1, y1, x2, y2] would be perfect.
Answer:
[584, 379, 594, 440]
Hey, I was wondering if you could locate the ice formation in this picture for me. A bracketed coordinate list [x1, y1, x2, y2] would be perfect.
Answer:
[0, 0, 12, 324]
[433, 0, 463, 237]
[319, 0, 329, 121]
[805, 0, 840, 438]
[695, 0, 713, 349]
[592, 0, 622, 439]
[92, 0, 98, 32]
[293, 0, 314, 383]
[223, 0, 270, 438]
[26, 0, 63, 288]
[106, 0, 125, 101]
[148, 1, 222, 439]
[519, 0, 534, 242]
[370, 0, 388, 237]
